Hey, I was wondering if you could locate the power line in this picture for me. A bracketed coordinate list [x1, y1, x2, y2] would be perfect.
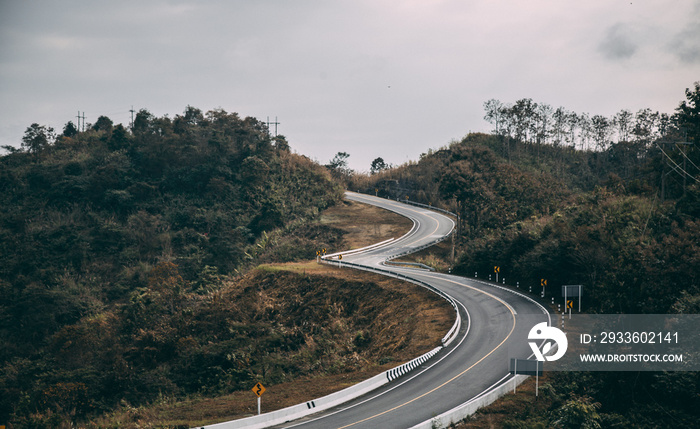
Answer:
[656, 142, 698, 183]
[655, 141, 698, 200]
[676, 143, 700, 173]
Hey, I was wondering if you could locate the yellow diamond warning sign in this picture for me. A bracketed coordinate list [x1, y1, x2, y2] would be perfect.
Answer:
[252, 382, 266, 397]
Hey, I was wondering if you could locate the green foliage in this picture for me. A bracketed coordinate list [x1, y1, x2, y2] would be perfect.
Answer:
[354, 84, 700, 428]
[21, 123, 56, 155]
[326, 151, 353, 182]
[0, 107, 344, 425]
[674, 81, 700, 144]
[551, 396, 602, 429]
[370, 157, 388, 174]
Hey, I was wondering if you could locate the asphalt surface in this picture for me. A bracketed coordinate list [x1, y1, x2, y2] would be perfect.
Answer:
[275, 192, 551, 429]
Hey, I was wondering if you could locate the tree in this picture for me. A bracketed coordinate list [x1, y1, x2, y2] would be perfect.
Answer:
[22, 123, 55, 154]
[552, 107, 568, 146]
[133, 109, 153, 133]
[566, 111, 580, 148]
[370, 157, 388, 174]
[632, 108, 658, 146]
[273, 135, 290, 152]
[109, 124, 130, 150]
[183, 105, 204, 125]
[613, 109, 633, 143]
[483, 99, 504, 135]
[92, 115, 113, 133]
[327, 152, 349, 170]
[326, 152, 352, 181]
[591, 115, 612, 151]
[63, 121, 79, 137]
[512, 98, 537, 143]
[674, 81, 700, 144]
[535, 103, 553, 145]
[578, 113, 592, 151]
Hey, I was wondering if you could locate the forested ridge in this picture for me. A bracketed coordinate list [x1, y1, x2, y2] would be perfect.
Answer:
[2, 80, 699, 428]
[0, 107, 346, 427]
[350, 83, 700, 427]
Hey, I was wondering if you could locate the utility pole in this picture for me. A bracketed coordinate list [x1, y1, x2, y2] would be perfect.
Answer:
[77, 111, 86, 132]
[130, 106, 135, 130]
[266, 116, 280, 137]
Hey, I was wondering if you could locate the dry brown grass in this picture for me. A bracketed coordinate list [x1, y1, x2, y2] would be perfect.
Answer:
[89, 200, 454, 429]
[319, 199, 413, 249]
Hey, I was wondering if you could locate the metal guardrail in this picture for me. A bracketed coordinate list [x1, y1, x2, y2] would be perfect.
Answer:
[397, 198, 457, 218]
[384, 229, 453, 262]
[383, 260, 435, 271]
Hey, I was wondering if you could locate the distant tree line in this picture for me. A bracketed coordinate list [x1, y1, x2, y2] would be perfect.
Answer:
[483, 97, 681, 152]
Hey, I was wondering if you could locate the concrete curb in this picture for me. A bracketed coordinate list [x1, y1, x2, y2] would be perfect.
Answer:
[200, 347, 445, 429]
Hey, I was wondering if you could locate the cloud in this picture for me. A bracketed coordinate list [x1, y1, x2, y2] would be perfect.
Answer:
[598, 23, 638, 60]
[669, 20, 700, 64]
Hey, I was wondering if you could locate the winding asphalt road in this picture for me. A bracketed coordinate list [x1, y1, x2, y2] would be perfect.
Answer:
[273, 192, 552, 428]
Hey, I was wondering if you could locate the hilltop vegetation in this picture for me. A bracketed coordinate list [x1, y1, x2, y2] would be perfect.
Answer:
[352, 83, 700, 314]
[350, 83, 700, 427]
[0, 107, 349, 426]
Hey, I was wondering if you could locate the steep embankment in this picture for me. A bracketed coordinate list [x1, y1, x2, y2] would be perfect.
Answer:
[93, 263, 453, 428]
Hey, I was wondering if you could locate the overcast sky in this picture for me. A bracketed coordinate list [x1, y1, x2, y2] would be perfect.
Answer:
[1, 0, 698, 171]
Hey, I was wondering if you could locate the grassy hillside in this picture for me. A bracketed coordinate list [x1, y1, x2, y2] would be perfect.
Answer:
[0, 107, 349, 427]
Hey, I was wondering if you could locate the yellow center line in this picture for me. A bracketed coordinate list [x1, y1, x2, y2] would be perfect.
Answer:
[337, 275, 516, 429]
